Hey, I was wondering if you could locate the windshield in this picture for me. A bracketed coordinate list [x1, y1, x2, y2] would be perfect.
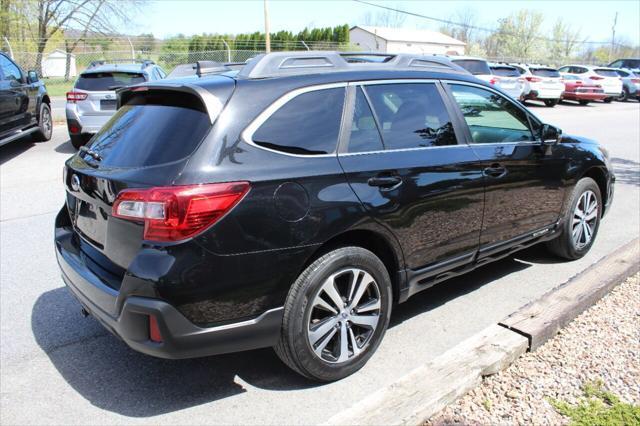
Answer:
[490, 66, 520, 77]
[452, 59, 491, 75]
[75, 72, 146, 91]
[86, 92, 211, 168]
[594, 69, 619, 78]
[530, 68, 561, 78]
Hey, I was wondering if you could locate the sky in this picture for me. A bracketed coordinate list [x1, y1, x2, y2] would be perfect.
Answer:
[134, 0, 640, 45]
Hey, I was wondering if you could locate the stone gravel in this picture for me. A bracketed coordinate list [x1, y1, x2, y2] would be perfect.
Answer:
[428, 272, 640, 425]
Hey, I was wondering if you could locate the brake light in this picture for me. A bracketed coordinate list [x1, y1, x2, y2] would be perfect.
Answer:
[148, 315, 162, 343]
[631, 78, 640, 84]
[66, 91, 88, 102]
[489, 77, 500, 85]
[113, 182, 250, 242]
[589, 76, 604, 80]
[525, 76, 542, 82]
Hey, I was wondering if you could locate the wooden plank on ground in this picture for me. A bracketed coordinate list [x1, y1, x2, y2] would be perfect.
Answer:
[324, 324, 528, 426]
[500, 238, 640, 351]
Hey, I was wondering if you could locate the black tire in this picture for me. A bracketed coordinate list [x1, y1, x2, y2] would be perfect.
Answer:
[578, 100, 590, 105]
[617, 88, 629, 102]
[32, 102, 52, 142]
[603, 97, 613, 103]
[544, 99, 558, 107]
[274, 246, 393, 381]
[546, 177, 602, 260]
[70, 134, 90, 150]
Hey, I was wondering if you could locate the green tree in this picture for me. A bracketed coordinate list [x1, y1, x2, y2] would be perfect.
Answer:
[495, 9, 544, 61]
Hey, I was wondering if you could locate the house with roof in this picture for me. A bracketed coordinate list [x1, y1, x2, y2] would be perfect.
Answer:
[349, 26, 465, 56]
[41, 49, 77, 78]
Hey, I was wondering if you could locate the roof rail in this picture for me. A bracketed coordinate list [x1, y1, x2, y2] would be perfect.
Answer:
[237, 51, 468, 79]
[88, 58, 155, 69]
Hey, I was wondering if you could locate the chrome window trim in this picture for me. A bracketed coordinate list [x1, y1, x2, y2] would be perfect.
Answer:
[241, 82, 348, 158]
[339, 143, 472, 157]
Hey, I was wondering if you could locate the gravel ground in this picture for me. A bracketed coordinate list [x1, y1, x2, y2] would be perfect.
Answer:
[428, 272, 640, 425]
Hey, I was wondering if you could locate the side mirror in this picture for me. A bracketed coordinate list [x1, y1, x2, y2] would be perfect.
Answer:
[27, 70, 39, 83]
[540, 124, 562, 145]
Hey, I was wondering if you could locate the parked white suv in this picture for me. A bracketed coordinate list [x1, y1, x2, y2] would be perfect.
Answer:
[509, 64, 564, 107]
[557, 65, 623, 103]
[487, 64, 526, 100]
[65, 59, 166, 148]
[450, 57, 523, 100]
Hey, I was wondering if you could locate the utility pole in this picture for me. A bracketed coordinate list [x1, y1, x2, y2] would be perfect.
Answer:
[264, 0, 271, 53]
[609, 11, 618, 62]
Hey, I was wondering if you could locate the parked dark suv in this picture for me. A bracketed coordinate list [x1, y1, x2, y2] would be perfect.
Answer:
[55, 52, 615, 381]
[1, 52, 52, 147]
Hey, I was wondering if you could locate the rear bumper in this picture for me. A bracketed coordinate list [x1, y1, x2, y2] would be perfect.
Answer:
[65, 104, 111, 134]
[562, 92, 608, 101]
[525, 88, 563, 100]
[55, 225, 283, 359]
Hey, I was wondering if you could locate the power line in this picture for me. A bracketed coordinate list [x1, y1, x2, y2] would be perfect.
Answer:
[353, 0, 626, 46]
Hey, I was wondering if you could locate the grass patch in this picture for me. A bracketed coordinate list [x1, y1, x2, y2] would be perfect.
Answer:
[42, 78, 74, 97]
[550, 380, 640, 425]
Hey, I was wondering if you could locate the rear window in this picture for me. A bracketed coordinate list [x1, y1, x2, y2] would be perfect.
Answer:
[86, 92, 211, 168]
[615, 70, 630, 77]
[490, 66, 520, 77]
[75, 72, 146, 91]
[451, 59, 491, 75]
[594, 69, 619, 78]
[252, 88, 344, 155]
[530, 68, 561, 78]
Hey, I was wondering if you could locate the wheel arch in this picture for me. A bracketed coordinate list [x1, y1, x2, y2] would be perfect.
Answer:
[302, 228, 406, 303]
[581, 166, 609, 213]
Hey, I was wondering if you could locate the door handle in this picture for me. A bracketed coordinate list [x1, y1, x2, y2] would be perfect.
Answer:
[483, 164, 507, 178]
[367, 176, 403, 189]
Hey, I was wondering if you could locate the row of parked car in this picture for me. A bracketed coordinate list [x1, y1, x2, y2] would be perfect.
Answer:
[0, 51, 638, 149]
[448, 56, 640, 107]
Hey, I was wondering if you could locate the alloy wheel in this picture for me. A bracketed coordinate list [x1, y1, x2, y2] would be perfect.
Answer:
[306, 268, 381, 364]
[572, 190, 598, 249]
[42, 107, 52, 138]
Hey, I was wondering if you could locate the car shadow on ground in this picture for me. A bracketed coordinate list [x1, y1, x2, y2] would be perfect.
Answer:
[611, 158, 640, 187]
[54, 139, 77, 154]
[0, 138, 35, 165]
[32, 247, 552, 417]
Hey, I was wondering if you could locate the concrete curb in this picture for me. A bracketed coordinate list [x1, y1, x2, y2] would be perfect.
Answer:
[324, 238, 639, 426]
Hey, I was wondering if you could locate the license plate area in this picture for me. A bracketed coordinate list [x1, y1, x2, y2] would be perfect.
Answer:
[100, 99, 117, 111]
[68, 192, 107, 248]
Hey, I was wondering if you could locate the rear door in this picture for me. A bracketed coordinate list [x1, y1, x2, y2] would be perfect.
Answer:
[444, 82, 567, 256]
[338, 81, 485, 276]
[63, 88, 228, 275]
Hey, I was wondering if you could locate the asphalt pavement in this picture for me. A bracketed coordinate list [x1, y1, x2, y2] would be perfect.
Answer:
[1, 101, 639, 425]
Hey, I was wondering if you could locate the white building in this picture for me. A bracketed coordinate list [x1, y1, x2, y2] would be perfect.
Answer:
[349, 26, 465, 56]
[41, 49, 77, 78]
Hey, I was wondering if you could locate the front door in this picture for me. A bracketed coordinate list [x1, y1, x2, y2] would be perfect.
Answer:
[338, 82, 485, 274]
[0, 55, 28, 133]
[445, 82, 567, 253]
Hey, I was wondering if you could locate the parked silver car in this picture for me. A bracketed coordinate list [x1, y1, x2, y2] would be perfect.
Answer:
[613, 68, 640, 102]
[66, 59, 166, 149]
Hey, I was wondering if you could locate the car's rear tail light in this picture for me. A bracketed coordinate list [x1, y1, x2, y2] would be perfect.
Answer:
[113, 182, 250, 242]
[631, 78, 640, 84]
[148, 315, 163, 343]
[66, 91, 88, 103]
[489, 77, 500, 85]
[525, 76, 542, 82]
[589, 76, 604, 80]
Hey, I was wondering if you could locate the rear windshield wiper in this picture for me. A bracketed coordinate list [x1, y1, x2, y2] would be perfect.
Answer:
[79, 146, 103, 162]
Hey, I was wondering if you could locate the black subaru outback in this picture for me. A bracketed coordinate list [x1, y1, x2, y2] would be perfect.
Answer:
[55, 52, 614, 381]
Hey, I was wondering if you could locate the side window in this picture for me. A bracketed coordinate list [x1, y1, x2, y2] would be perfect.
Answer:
[348, 87, 384, 153]
[558, 66, 570, 73]
[252, 87, 344, 155]
[157, 67, 167, 79]
[364, 83, 457, 149]
[0, 55, 22, 82]
[609, 60, 622, 68]
[449, 84, 534, 144]
[576, 67, 587, 74]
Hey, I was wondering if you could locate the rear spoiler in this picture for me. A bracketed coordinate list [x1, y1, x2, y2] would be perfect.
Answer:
[117, 81, 234, 124]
